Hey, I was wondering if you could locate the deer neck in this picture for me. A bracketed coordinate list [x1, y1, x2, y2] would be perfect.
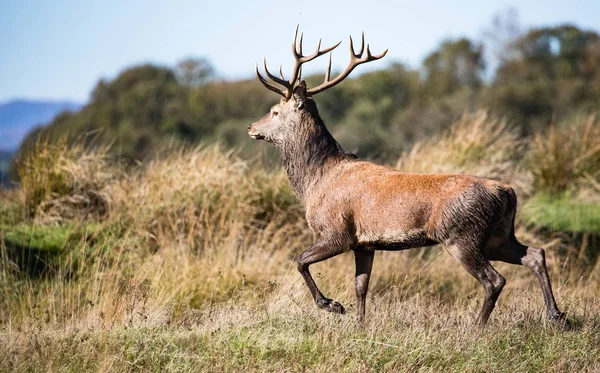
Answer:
[277, 115, 349, 202]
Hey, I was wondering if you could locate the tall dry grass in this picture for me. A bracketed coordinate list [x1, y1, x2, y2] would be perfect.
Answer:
[396, 111, 531, 195]
[528, 115, 600, 200]
[15, 137, 114, 222]
[2, 143, 311, 329]
[1, 112, 599, 371]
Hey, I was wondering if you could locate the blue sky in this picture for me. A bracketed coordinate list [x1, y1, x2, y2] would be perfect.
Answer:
[1, 0, 599, 103]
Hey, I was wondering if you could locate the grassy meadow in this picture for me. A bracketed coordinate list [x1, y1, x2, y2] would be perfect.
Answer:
[1, 112, 600, 372]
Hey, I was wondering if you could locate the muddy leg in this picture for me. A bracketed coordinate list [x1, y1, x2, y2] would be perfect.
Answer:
[485, 239, 570, 328]
[297, 238, 352, 314]
[446, 244, 506, 326]
[354, 249, 374, 323]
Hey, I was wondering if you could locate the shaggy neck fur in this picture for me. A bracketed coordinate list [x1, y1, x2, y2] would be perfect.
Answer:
[275, 100, 353, 201]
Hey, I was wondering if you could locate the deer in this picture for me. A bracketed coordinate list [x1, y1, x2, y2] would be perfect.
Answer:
[248, 26, 571, 328]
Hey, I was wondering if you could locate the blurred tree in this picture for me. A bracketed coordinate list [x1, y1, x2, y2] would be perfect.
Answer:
[352, 63, 419, 122]
[487, 25, 600, 133]
[482, 8, 522, 68]
[17, 65, 192, 162]
[188, 79, 274, 140]
[304, 73, 354, 123]
[175, 57, 214, 87]
[422, 38, 485, 97]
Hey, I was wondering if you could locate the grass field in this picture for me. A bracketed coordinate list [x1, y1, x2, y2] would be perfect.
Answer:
[1, 113, 599, 372]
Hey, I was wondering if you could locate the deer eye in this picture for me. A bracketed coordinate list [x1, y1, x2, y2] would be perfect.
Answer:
[272, 111, 279, 117]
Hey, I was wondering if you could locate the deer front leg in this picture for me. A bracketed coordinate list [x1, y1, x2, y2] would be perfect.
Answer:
[354, 249, 375, 323]
[297, 238, 353, 314]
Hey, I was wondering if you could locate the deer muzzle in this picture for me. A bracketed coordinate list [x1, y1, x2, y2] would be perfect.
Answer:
[247, 124, 265, 140]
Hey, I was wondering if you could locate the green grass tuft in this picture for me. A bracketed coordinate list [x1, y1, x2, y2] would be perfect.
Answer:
[523, 194, 600, 234]
[2, 224, 75, 254]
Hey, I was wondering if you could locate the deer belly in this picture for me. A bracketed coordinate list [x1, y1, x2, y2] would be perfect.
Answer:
[357, 229, 438, 250]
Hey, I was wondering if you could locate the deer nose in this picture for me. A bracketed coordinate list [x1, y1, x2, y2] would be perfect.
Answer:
[247, 124, 252, 132]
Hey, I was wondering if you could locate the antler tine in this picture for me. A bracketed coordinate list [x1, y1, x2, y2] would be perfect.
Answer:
[292, 27, 304, 57]
[373, 48, 389, 59]
[307, 32, 387, 96]
[358, 32, 365, 57]
[349, 35, 355, 58]
[324, 52, 332, 83]
[288, 27, 342, 87]
[256, 63, 287, 97]
[292, 24, 300, 56]
[263, 58, 289, 87]
[312, 40, 342, 59]
[348, 33, 365, 59]
[278, 65, 285, 80]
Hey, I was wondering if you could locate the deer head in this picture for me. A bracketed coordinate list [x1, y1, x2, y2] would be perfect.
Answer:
[247, 81, 311, 144]
[248, 26, 387, 145]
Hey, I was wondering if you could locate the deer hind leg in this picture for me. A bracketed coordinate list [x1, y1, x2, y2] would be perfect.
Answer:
[354, 249, 375, 323]
[297, 238, 353, 314]
[485, 238, 571, 329]
[446, 243, 506, 326]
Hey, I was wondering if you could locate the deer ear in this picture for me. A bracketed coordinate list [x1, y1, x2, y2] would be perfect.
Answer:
[292, 80, 307, 110]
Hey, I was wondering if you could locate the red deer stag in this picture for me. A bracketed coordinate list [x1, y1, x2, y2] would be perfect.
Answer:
[248, 26, 570, 328]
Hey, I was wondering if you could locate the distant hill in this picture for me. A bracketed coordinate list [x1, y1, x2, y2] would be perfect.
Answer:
[0, 100, 83, 151]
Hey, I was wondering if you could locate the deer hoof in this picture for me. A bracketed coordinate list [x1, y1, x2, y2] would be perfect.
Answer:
[551, 312, 573, 331]
[318, 298, 346, 314]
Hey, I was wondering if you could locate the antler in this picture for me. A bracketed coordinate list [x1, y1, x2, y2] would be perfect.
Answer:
[307, 32, 388, 95]
[288, 26, 342, 91]
[256, 25, 341, 99]
[256, 26, 387, 99]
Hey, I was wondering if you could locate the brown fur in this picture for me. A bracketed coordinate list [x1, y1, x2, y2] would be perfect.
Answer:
[249, 36, 570, 328]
